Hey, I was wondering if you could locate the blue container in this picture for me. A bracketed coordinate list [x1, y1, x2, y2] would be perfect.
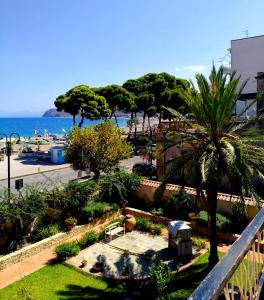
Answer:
[50, 146, 65, 164]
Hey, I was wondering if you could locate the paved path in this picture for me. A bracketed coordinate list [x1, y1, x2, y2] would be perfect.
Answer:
[68, 231, 170, 278]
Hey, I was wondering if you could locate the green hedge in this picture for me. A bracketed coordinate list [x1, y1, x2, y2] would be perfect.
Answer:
[197, 210, 232, 232]
[135, 217, 163, 235]
[31, 223, 60, 242]
[81, 202, 119, 222]
[78, 231, 99, 250]
[55, 242, 80, 260]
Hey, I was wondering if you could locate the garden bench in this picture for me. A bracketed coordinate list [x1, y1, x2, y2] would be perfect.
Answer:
[105, 222, 125, 241]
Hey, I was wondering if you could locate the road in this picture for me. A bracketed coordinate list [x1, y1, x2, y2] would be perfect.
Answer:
[0, 156, 143, 192]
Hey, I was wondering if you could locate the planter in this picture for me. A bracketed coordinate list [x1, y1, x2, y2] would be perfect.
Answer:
[90, 262, 103, 273]
[66, 223, 76, 231]
[125, 214, 136, 231]
[80, 259, 88, 268]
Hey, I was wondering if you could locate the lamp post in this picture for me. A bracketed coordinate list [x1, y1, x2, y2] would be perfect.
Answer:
[0, 132, 20, 194]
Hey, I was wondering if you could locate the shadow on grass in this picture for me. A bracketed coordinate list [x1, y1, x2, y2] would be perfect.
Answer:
[56, 280, 148, 300]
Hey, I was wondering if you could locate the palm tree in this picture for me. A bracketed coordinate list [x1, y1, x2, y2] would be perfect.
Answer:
[162, 66, 264, 268]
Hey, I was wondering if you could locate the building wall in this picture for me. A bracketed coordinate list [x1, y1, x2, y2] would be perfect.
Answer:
[231, 35, 264, 95]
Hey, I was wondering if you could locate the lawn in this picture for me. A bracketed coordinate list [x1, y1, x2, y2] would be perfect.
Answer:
[0, 252, 216, 300]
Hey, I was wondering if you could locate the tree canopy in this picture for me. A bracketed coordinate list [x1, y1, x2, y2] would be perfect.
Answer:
[65, 120, 132, 178]
[54, 85, 111, 127]
[94, 84, 135, 125]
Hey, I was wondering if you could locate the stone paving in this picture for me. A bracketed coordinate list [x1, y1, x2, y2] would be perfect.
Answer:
[67, 231, 176, 278]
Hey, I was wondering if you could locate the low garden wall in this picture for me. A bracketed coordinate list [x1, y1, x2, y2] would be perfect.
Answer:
[0, 210, 120, 270]
[123, 207, 239, 244]
[134, 180, 264, 221]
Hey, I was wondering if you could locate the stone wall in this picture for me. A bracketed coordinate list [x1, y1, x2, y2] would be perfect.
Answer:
[0, 211, 120, 270]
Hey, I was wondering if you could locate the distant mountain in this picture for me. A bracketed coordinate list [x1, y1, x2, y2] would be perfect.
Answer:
[42, 109, 71, 117]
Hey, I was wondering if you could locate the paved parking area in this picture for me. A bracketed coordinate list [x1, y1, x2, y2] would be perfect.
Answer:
[67, 231, 176, 278]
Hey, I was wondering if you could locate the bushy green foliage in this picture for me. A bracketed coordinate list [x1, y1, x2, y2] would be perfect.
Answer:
[0, 186, 48, 252]
[231, 201, 247, 232]
[197, 210, 232, 232]
[63, 181, 97, 214]
[64, 216, 77, 227]
[164, 189, 195, 220]
[99, 170, 142, 206]
[191, 235, 207, 250]
[148, 255, 176, 297]
[31, 224, 60, 242]
[65, 121, 132, 177]
[150, 207, 164, 216]
[78, 230, 99, 249]
[55, 242, 80, 260]
[81, 202, 118, 222]
[135, 217, 163, 235]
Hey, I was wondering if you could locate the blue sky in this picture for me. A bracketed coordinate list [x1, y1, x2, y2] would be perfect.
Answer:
[0, 0, 264, 117]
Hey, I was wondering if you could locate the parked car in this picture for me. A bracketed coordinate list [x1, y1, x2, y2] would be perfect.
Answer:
[132, 163, 157, 178]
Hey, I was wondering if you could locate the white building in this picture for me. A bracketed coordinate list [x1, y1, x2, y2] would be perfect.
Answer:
[227, 35, 264, 118]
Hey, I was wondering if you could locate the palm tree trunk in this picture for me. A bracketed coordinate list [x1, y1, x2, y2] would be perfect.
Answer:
[73, 115, 76, 126]
[207, 185, 219, 269]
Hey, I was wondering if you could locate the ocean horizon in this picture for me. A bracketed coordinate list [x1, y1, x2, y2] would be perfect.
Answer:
[0, 117, 128, 137]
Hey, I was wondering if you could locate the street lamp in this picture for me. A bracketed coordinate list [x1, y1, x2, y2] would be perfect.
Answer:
[0, 132, 20, 194]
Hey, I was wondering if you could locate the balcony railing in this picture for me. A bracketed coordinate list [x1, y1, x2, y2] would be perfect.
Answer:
[189, 208, 264, 300]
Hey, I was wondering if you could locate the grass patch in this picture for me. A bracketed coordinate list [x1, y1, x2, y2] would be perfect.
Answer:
[1, 252, 230, 299]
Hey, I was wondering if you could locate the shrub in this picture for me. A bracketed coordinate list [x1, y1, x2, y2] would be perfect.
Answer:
[191, 235, 206, 250]
[64, 216, 77, 227]
[63, 180, 97, 214]
[164, 189, 195, 220]
[135, 217, 153, 232]
[150, 223, 163, 235]
[55, 242, 80, 260]
[231, 201, 247, 232]
[148, 255, 176, 297]
[135, 217, 163, 235]
[81, 202, 118, 222]
[31, 224, 60, 242]
[197, 210, 232, 232]
[78, 231, 99, 249]
[150, 207, 164, 216]
[99, 170, 142, 206]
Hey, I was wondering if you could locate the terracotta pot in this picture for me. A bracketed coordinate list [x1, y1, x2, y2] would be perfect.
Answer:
[125, 214, 136, 231]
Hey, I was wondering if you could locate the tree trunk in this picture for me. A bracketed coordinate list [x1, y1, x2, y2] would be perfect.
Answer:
[207, 185, 219, 269]
[78, 114, 85, 128]
[159, 112, 162, 125]
[142, 112, 146, 133]
[148, 116, 152, 138]
[73, 115, 76, 126]
[127, 112, 134, 141]
[93, 169, 100, 179]
[134, 113, 137, 138]
[113, 112, 119, 127]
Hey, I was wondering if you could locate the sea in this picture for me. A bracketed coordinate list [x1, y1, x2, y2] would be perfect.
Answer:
[0, 117, 128, 138]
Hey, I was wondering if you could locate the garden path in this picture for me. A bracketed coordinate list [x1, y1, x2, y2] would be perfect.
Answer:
[0, 229, 89, 289]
